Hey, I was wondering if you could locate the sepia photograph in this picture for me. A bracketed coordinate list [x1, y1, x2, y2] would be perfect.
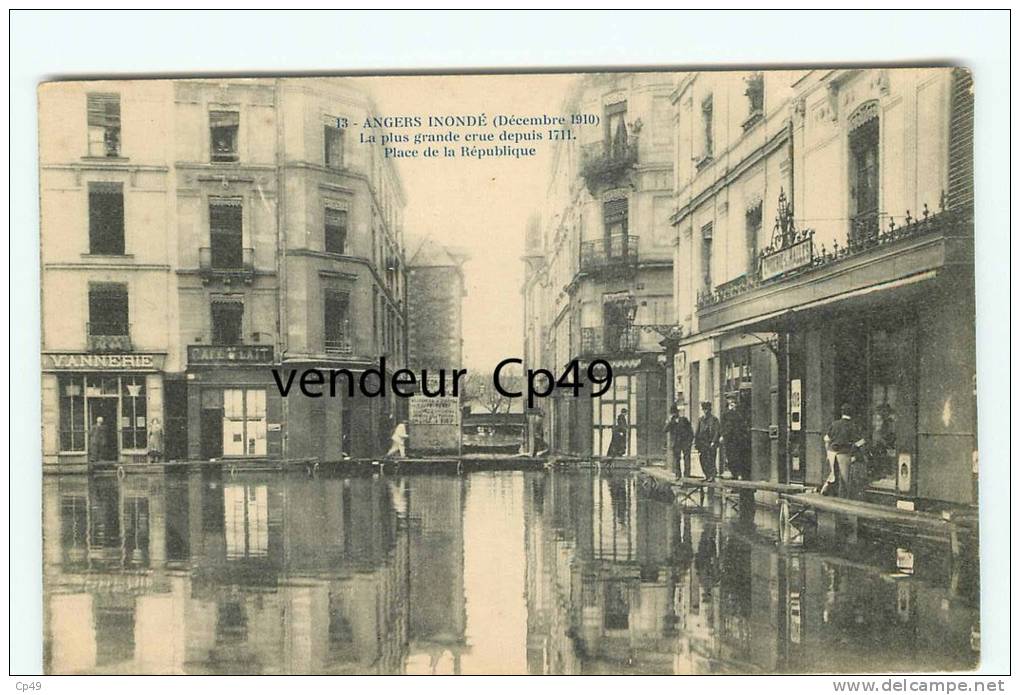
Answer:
[9, 9, 1011, 685]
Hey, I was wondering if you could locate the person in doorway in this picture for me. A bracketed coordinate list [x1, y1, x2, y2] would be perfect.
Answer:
[88, 416, 107, 465]
[664, 401, 694, 479]
[821, 403, 866, 497]
[147, 417, 164, 463]
[606, 407, 629, 458]
[695, 401, 721, 481]
[720, 396, 751, 480]
[386, 419, 409, 458]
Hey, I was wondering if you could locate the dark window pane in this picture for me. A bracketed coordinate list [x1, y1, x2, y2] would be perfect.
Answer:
[210, 200, 243, 269]
[88, 283, 128, 335]
[88, 182, 124, 255]
[87, 93, 120, 157]
[210, 111, 239, 162]
[324, 207, 347, 254]
[211, 301, 244, 345]
[324, 290, 350, 354]
[324, 124, 344, 168]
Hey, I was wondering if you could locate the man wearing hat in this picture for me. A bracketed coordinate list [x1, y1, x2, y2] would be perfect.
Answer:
[720, 395, 751, 480]
[695, 401, 721, 481]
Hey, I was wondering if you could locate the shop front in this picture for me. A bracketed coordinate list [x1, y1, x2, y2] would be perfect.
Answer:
[185, 344, 282, 460]
[42, 353, 166, 466]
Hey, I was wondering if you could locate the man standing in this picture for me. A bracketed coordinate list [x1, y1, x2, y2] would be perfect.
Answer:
[720, 396, 751, 480]
[664, 401, 694, 479]
[822, 403, 866, 497]
[88, 416, 107, 465]
[695, 401, 721, 481]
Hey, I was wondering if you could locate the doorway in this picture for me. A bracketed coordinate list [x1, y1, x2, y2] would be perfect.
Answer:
[88, 398, 119, 461]
[200, 390, 225, 460]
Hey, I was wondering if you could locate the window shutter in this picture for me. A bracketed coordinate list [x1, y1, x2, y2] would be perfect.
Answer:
[87, 93, 120, 127]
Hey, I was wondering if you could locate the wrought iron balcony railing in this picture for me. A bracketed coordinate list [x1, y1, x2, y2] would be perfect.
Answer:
[198, 246, 255, 283]
[87, 322, 132, 353]
[580, 136, 638, 193]
[579, 325, 642, 356]
[580, 234, 639, 273]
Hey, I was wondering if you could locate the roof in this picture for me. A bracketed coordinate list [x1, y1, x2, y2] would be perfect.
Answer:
[408, 235, 469, 269]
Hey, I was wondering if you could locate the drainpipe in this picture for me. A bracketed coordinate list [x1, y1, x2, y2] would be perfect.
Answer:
[275, 79, 288, 460]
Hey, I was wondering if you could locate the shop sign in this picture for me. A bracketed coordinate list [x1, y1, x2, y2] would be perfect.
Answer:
[188, 344, 275, 366]
[43, 353, 164, 371]
[760, 237, 813, 281]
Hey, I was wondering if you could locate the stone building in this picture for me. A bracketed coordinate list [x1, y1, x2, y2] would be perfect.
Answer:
[40, 78, 408, 466]
[406, 235, 468, 373]
[671, 68, 975, 507]
[523, 73, 675, 459]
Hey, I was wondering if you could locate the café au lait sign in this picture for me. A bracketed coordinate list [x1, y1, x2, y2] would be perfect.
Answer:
[44, 353, 165, 371]
[188, 344, 274, 366]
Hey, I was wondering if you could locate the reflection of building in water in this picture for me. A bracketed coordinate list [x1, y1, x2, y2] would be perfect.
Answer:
[405, 475, 468, 674]
[523, 470, 979, 675]
[43, 473, 409, 674]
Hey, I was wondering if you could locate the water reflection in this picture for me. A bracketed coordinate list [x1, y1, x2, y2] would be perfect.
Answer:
[43, 469, 978, 674]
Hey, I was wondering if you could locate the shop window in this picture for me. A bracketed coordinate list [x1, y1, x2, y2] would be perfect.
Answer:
[87, 92, 120, 157]
[324, 207, 348, 254]
[58, 376, 86, 451]
[209, 199, 243, 269]
[88, 182, 125, 255]
[849, 103, 880, 243]
[210, 110, 239, 163]
[211, 301, 244, 345]
[120, 376, 147, 450]
[223, 389, 266, 457]
[324, 120, 344, 169]
[745, 202, 762, 276]
[324, 289, 351, 355]
[88, 283, 129, 336]
[592, 374, 637, 456]
[867, 326, 916, 491]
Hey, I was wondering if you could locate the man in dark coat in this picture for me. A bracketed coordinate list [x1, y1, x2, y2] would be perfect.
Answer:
[88, 416, 107, 464]
[695, 401, 720, 481]
[606, 408, 629, 457]
[664, 401, 695, 478]
[720, 396, 751, 480]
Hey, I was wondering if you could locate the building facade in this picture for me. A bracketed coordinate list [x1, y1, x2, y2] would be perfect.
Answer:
[41, 78, 408, 466]
[523, 74, 676, 459]
[671, 68, 975, 508]
[406, 236, 467, 373]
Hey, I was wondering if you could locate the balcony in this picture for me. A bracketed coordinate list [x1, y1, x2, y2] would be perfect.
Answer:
[579, 325, 642, 356]
[580, 136, 638, 194]
[580, 234, 639, 275]
[87, 322, 132, 353]
[325, 337, 353, 357]
[199, 247, 254, 284]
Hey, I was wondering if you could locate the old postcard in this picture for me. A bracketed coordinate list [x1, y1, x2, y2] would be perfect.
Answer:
[38, 68, 978, 675]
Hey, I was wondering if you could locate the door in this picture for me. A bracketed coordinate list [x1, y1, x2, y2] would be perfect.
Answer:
[200, 390, 224, 460]
[88, 398, 119, 461]
[164, 380, 188, 461]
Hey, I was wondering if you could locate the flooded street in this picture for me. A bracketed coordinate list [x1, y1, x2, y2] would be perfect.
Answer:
[43, 469, 979, 674]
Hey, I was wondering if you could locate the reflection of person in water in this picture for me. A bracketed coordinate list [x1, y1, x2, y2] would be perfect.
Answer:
[695, 522, 719, 598]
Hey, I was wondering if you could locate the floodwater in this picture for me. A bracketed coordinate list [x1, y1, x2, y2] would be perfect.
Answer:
[43, 469, 979, 674]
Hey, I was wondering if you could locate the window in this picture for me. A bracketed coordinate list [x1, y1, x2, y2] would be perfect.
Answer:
[120, 376, 147, 450]
[59, 376, 86, 451]
[209, 199, 243, 269]
[849, 106, 880, 243]
[88, 182, 125, 255]
[592, 374, 637, 456]
[324, 120, 344, 169]
[324, 289, 351, 355]
[88, 283, 129, 336]
[324, 207, 348, 254]
[211, 300, 244, 345]
[745, 201, 762, 275]
[603, 198, 628, 251]
[701, 95, 714, 159]
[700, 222, 714, 290]
[87, 93, 121, 157]
[223, 390, 267, 457]
[210, 110, 239, 163]
[605, 102, 628, 158]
